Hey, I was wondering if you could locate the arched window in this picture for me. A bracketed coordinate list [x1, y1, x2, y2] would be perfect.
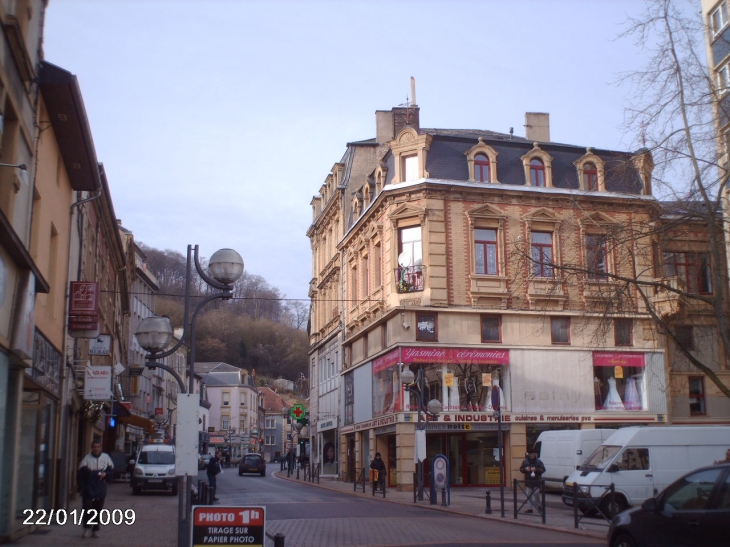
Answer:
[583, 162, 598, 191]
[474, 153, 490, 182]
[530, 159, 545, 187]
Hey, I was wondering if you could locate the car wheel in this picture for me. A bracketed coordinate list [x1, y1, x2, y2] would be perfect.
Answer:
[171, 484, 178, 496]
[132, 485, 141, 496]
[600, 495, 628, 518]
[239, 470, 243, 476]
[261, 470, 266, 477]
[611, 533, 637, 547]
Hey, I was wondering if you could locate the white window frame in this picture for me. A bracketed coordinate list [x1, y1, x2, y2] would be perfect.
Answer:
[719, 63, 730, 95]
[711, 2, 728, 36]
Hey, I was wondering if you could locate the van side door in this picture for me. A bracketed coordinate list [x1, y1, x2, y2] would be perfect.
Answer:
[612, 447, 653, 504]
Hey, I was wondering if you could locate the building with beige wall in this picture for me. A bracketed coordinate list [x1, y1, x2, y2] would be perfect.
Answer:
[307, 104, 699, 492]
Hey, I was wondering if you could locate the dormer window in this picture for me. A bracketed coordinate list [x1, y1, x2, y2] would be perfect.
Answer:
[465, 138, 499, 183]
[530, 159, 546, 187]
[389, 127, 432, 183]
[474, 154, 490, 182]
[575, 149, 606, 191]
[583, 162, 598, 191]
[521, 143, 553, 188]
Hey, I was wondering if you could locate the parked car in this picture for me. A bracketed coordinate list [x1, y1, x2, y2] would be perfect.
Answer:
[198, 453, 213, 470]
[607, 463, 730, 547]
[132, 443, 177, 495]
[238, 453, 266, 477]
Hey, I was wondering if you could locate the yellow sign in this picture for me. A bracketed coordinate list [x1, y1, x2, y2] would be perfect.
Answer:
[615, 366, 624, 379]
[444, 373, 454, 387]
[131, 376, 138, 393]
[482, 373, 492, 387]
[485, 466, 501, 485]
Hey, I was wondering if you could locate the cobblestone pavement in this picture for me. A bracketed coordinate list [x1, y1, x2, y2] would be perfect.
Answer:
[13, 482, 178, 547]
[273, 469, 610, 544]
[11, 472, 610, 547]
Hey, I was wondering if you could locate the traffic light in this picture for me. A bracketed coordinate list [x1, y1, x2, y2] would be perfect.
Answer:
[259, 437, 263, 444]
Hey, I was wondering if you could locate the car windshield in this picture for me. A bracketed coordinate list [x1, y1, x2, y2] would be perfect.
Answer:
[579, 445, 621, 470]
[139, 451, 175, 464]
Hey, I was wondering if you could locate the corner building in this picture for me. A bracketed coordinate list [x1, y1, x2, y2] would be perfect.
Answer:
[308, 105, 668, 491]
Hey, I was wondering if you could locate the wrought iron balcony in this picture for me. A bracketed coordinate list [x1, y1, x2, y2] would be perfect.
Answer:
[394, 266, 425, 293]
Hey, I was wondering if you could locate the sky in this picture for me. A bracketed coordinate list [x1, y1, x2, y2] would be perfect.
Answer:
[42, 0, 680, 302]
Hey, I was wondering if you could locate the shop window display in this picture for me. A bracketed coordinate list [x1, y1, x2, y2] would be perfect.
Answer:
[592, 352, 646, 411]
[403, 363, 508, 413]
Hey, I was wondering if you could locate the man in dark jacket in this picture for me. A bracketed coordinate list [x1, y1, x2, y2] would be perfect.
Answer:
[520, 450, 546, 513]
[370, 452, 387, 491]
[206, 450, 222, 500]
[77, 441, 114, 538]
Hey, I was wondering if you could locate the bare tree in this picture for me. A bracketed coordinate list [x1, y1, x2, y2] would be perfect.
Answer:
[511, 0, 730, 398]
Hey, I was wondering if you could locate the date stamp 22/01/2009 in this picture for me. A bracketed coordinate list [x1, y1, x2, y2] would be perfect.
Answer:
[22, 509, 136, 526]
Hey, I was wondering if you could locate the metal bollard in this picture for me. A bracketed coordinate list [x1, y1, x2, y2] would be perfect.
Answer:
[273, 533, 285, 547]
[208, 486, 216, 505]
[296, 465, 300, 480]
[441, 488, 447, 507]
[485, 490, 492, 514]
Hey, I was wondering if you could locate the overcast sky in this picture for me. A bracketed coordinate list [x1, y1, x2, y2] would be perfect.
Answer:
[43, 0, 679, 302]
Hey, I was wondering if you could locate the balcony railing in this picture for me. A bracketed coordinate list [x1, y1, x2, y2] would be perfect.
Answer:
[394, 266, 425, 293]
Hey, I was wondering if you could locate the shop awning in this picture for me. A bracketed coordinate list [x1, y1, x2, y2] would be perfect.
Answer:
[112, 401, 131, 417]
[119, 414, 154, 432]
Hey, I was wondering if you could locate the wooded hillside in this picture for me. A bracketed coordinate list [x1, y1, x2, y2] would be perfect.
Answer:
[141, 244, 309, 382]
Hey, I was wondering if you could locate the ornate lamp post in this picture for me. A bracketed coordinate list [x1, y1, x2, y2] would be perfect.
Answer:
[135, 245, 243, 547]
[400, 365, 442, 501]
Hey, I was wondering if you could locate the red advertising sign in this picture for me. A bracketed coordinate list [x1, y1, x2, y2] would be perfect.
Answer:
[69, 282, 100, 316]
[372, 349, 400, 373]
[592, 352, 645, 368]
[400, 347, 510, 366]
[192, 506, 265, 547]
[155, 407, 164, 415]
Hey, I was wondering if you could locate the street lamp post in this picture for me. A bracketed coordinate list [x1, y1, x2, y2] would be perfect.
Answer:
[135, 245, 243, 547]
[400, 365, 442, 502]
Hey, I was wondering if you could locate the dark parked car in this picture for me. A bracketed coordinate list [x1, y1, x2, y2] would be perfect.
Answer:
[607, 463, 730, 547]
[238, 453, 266, 477]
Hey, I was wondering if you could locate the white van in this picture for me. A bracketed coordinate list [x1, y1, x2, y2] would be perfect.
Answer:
[534, 429, 616, 491]
[562, 426, 730, 516]
[132, 443, 177, 495]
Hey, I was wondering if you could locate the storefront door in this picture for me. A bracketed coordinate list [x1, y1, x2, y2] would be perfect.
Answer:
[426, 432, 503, 487]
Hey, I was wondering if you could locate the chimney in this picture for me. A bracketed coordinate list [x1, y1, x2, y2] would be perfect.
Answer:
[525, 112, 550, 142]
[376, 105, 420, 144]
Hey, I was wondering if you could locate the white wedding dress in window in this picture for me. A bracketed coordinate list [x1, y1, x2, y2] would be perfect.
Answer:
[603, 377, 625, 411]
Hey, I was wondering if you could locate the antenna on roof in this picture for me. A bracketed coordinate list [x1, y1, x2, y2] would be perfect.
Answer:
[509, 127, 514, 139]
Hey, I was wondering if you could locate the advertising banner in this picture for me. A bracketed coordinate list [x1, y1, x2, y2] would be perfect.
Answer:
[84, 366, 112, 400]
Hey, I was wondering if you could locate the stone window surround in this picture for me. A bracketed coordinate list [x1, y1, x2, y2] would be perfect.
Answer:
[574, 148, 607, 192]
[389, 127, 432, 183]
[521, 143, 554, 188]
[465, 137, 499, 183]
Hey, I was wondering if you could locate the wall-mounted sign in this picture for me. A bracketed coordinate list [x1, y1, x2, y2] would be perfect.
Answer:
[69, 282, 99, 316]
[89, 335, 111, 356]
[192, 506, 265, 547]
[84, 366, 112, 400]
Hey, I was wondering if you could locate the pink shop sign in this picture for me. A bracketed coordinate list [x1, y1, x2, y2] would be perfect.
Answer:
[593, 352, 645, 368]
[401, 347, 510, 365]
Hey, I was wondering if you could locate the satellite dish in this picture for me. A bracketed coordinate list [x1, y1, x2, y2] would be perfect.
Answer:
[398, 252, 412, 268]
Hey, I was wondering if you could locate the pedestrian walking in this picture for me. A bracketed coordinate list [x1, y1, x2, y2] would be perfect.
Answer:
[207, 450, 222, 500]
[369, 452, 386, 492]
[77, 440, 114, 538]
[520, 449, 545, 514]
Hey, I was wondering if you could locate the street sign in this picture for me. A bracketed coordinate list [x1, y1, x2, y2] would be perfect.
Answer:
[289, 404, 306, 420]
[192, 506, 265, 547]
[88, 335, 111, 355]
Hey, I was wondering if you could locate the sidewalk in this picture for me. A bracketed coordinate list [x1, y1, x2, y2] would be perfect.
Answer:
[12, 482, 178, 547]
[276, 468, 610, 541]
